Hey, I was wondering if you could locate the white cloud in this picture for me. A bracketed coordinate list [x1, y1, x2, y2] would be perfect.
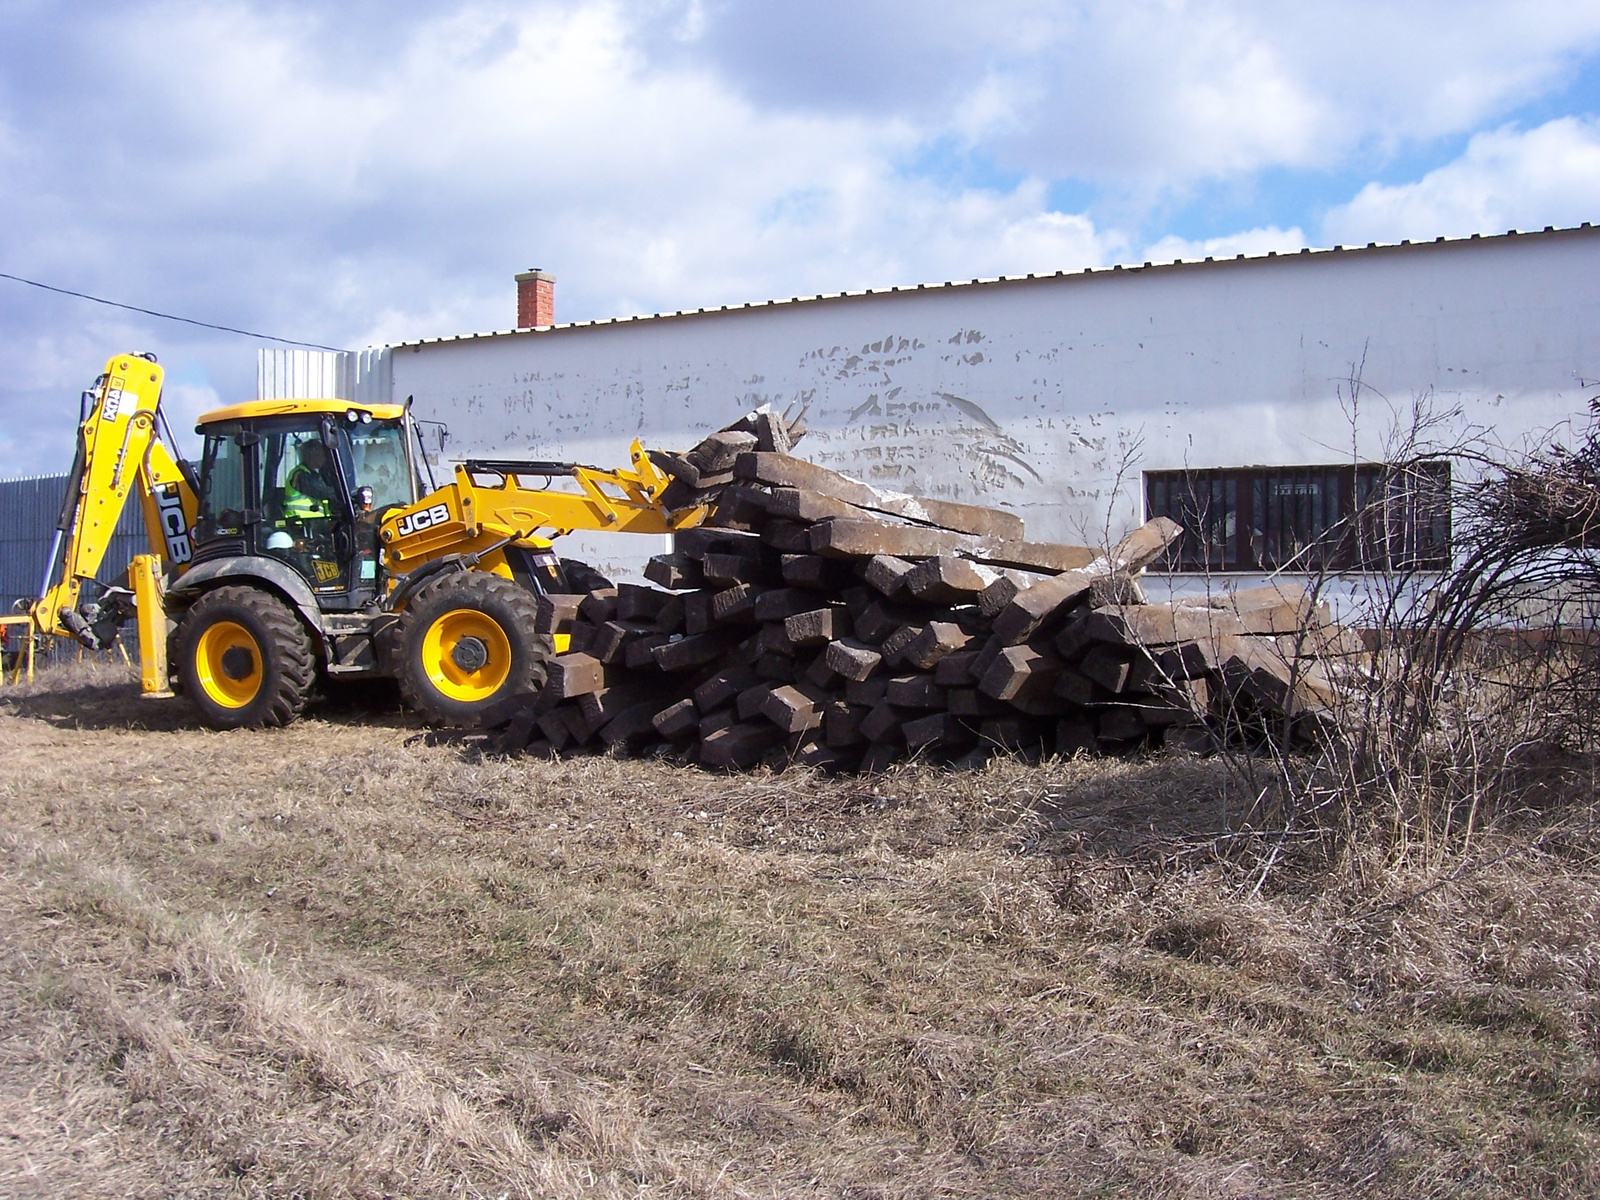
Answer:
[992, 4, 1325, 181]
[12, 1, 1112, 322]
[1140, 225, 1307, 265]
[3, 0, 1600, 474]
[1322, 117, 1600, 243]
[161, 381, 224, 454]
[0, 0, 1126, 470]
[665, 1, 1600, 184]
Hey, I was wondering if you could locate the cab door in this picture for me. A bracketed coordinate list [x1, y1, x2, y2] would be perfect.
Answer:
[192, 423, 254, 558]
[255, 421, 357, 597]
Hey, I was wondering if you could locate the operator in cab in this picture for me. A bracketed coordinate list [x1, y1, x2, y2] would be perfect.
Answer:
[284, 440, 338, 519]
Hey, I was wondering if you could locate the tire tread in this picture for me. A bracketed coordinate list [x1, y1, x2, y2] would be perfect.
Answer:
[397, 571, 549, 726]
[178, 585, 315, 729]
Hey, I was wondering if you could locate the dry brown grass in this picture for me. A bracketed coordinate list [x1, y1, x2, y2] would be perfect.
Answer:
[0, 661, 1595, 1197]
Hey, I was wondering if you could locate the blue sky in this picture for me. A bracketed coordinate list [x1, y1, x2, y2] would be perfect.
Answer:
[3, 0, 1600, 471]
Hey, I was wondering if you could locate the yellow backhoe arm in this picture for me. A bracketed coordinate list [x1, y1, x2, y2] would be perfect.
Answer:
[378, 439, 709, 570]
[32, 354, 198, 673]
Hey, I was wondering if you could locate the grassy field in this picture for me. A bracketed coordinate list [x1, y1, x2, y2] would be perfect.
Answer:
[0, 662, 1595, 1198]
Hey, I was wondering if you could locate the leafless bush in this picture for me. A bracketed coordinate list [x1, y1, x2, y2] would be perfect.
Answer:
[1207, 401, 1600, 887]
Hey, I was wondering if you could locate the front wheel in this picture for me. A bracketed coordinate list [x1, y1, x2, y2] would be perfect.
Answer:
[397, 572, 550, 726]
[176, 586, 315, 729]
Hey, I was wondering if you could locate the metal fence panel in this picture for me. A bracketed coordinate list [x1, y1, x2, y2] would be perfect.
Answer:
[257, 347, 391, 404]
[0, 474, 148, 614]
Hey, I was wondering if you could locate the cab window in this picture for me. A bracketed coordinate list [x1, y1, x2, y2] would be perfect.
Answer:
[196, 432, 247, 538]
[260, 426, 346, 528]
[257, 423, 350, 591]
[347, 422, 413, 510]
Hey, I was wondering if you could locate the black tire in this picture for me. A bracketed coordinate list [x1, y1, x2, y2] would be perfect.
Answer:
[176, 585, 315, 730]
[558, 558, 613, 594]
[398, 572, 550, 726]
[372, 611, 406, 675]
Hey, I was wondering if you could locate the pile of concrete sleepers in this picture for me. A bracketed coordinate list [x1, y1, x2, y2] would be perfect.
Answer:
[489, 417, 1354, 771]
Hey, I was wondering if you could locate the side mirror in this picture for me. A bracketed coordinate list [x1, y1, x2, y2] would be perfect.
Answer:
[355, 486, 374, 512]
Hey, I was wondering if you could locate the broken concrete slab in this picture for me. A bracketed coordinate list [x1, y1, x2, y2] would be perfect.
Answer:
[902, 621, 974, 670]
[810, 518, 1097, 573]
[863, 554, 916, 597]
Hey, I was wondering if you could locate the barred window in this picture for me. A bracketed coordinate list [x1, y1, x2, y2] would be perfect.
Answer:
[1144, 462, 1451, 572]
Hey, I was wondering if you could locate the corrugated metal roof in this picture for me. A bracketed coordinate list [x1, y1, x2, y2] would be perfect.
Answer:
[393, 222, 1600, 349]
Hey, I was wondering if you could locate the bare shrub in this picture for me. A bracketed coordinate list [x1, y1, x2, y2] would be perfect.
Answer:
[1337, 411, 1600, 852]
[1172, 396, 1600, 911]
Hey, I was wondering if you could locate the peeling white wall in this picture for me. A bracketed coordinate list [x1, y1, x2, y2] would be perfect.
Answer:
[389, 231, 1600, 585]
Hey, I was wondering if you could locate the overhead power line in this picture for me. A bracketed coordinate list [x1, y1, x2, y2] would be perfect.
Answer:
[0, 269, 342, 351]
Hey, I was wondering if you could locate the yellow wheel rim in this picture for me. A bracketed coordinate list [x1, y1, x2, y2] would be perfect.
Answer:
[421, 608, 513, 702]
[194, 620, 262, 709]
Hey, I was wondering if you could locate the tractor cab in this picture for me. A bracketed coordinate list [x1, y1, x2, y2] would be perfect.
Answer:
[191, 400, 422, 605]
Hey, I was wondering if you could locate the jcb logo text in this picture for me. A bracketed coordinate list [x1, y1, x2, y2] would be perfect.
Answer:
[394, 503, 452, 538]
[156, 485, 192, 564]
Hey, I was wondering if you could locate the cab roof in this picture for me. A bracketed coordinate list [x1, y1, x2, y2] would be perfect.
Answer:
[196, 398, 406, 426]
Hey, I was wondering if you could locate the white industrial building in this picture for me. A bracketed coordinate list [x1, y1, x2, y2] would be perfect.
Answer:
[265, 224, 1600, 600]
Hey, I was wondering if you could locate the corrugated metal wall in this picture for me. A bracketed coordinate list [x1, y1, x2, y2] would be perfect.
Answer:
[257, 347, 391, 403]
[0, 474, 148, 614]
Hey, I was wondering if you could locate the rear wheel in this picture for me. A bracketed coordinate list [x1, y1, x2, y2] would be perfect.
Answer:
[177, 586, 315, 729]
[398, 572, 550, 726]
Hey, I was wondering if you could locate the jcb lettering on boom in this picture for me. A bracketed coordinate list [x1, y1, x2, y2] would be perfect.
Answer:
[155, 485, 192, 564]
[395, 503, 451, 537]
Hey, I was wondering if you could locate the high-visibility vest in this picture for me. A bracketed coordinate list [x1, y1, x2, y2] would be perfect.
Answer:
[284, 464, 332, 519]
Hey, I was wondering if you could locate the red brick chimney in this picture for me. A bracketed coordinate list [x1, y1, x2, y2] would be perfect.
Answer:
[515, 268, 556, 328]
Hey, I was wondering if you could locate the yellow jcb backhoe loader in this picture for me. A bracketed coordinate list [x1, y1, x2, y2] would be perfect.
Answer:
[31, 352, 710, 728]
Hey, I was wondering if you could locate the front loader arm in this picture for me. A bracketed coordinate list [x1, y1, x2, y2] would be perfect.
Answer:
[379, 439, 709, 571]
[33, 354, 197, 649]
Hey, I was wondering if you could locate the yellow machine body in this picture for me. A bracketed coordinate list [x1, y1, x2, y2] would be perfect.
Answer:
[33, 352, 711, 722]
[377, 441, 708, 573]
[31, 355, 199, 696]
